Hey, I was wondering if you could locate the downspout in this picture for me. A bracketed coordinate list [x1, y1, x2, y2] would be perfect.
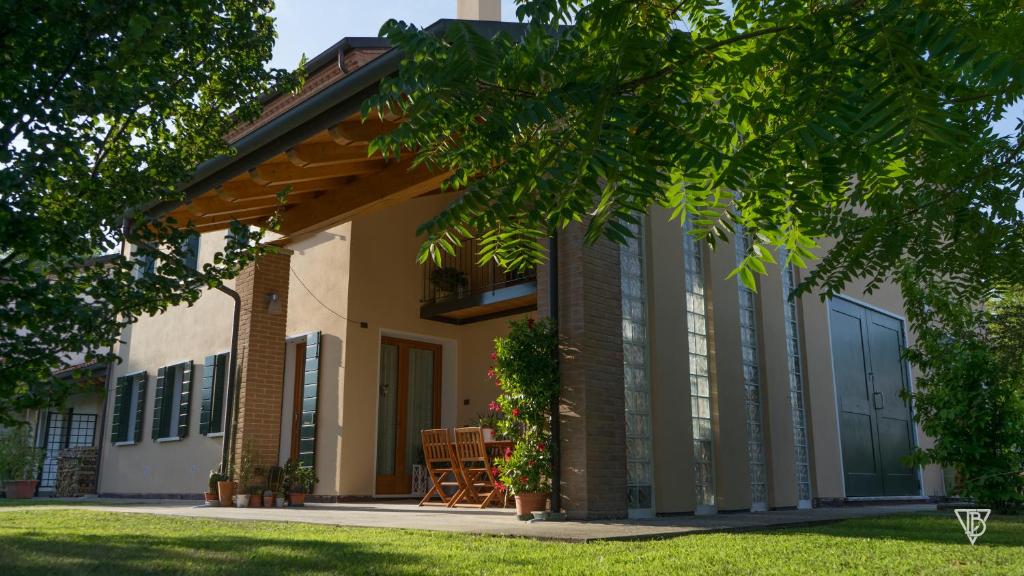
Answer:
[216, 285, 241, 474]
[548, 233, 561, 515]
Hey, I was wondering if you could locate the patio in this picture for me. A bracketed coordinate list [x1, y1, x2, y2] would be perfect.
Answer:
[4, 499, 937, 542]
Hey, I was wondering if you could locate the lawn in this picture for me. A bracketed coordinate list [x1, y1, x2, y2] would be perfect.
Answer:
[1, 508, 1021, 575]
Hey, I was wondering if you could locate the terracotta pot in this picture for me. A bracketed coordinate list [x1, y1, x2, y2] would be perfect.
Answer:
[514, 492, 548, 517]
[204, 491, 218, 503]
[482, 427, 496, 442]
[249, 494, 262, 507]
[4, 480, 38, 499]
[263, 495, 275, 508]
[217, 481, 235, 507]
[288, 492, 306, 507]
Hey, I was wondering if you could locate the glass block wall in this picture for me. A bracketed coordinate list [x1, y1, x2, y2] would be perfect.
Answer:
[735, 229, 768, 510]
[683, 221, 716, 512]
[781, 251, 813, 507]
[621, 220, 654, 515]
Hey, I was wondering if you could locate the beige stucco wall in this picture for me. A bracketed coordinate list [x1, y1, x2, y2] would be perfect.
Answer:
[98, 234, 234, 495]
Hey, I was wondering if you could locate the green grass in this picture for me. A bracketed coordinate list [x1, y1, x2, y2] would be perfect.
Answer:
[1, 509, 1021, 575]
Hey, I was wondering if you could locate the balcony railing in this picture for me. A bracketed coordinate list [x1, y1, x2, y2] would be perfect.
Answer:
[420, 238, 537, 324]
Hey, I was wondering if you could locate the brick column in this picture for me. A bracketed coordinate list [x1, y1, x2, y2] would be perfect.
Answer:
[540, 223, 627, 520]
[233, 251, 291, 475]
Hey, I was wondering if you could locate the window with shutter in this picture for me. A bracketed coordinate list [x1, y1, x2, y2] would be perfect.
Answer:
[298, 331, 321, 468]
[200, 353, 229, 435]
[111, 375, 130, 444]
[133, 246, 156, 278]
[178, 361, 193, 438]
[132, 372, 147, 443]
[153, 361, 193, 440]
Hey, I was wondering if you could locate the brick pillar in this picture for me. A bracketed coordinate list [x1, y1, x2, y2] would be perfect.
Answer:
[233, 251, 291, 477]
[540, 223, 627, 520]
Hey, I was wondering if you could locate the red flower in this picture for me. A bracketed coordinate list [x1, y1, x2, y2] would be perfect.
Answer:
[491, 467, 499, 477]
[511, 408, 520, 417]
[487, 366, 496, 379]
[519, 476, 529, 486]
[504, 447, 513, 458]
[536, 442, 545, 452]
[495, 379, 502, 389]
[528, 460, 536, 467]
[527, 318, 535, 329]
[490, 352, 497, 361]
[488, 401, 500, 412]
[495, 481, 505, 491]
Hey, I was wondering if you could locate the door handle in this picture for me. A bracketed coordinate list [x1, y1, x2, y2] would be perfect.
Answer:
[873, 392, 884, 410]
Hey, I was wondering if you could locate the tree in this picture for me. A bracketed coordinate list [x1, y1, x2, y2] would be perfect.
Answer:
[0, 1, 298, 425]
[905, 283, 1024, 511]
[368, 0, 1024, 300]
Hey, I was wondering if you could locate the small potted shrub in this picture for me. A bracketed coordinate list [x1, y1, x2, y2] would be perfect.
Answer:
[0, 427, 44, 499]
[206, 470, 226, 506]
[267, 465, 285, 508]
[248, 485, 263, 507]
[496, 435, 551, 518]
[429, 266, 467, 298]
[216, 465, 235, 508]
[284, 460, 317, 506]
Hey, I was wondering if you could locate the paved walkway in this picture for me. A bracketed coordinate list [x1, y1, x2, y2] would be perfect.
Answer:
[3, 499, 936, 542]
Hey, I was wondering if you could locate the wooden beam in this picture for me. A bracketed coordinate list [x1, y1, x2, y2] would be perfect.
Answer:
[248, 159, 384, 186]
[284, 142, 376, 167]
[185, 189, 320, 218]
[278, 161, 449, 239]
[217, 177, 354, 202]
[185, 206, 283, 231]
[192, 214, 275, 233]
[328, 119, 400, 145]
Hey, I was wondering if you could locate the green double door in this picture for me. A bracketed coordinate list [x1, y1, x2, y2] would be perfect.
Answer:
[829, 298, 919, 497]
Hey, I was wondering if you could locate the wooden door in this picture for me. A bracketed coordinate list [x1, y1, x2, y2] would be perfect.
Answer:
[375, 337, 442, 495]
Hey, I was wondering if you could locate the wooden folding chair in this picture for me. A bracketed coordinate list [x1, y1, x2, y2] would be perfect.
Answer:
[419, 428, 462, 507]
[449, 427, 502, 509]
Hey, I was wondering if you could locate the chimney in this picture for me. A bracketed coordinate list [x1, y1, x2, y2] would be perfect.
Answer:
[457, 0, 501, 21]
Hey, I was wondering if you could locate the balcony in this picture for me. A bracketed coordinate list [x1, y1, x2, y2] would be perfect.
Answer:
[420, 239, 537, 324]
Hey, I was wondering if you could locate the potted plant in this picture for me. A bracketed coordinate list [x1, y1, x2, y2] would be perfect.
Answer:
[489, 318, 560, 519]
[429, 266, 467, 298]
[206, 470, 226, 506]
[248, 485, 263, 507]
[496, 434, 551, 517]
[284, 459, 317, 506]
[214, 463, 235, 507]
[478, 405, 503, 442]
[0, 427, 44, 499]
[267, 465, 285, 508]
[236, 441, 256, 508]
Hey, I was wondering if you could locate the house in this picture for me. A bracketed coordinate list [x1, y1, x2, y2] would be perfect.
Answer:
[93, 1, 944, 519]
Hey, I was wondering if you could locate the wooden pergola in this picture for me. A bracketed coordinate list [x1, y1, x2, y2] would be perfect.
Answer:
[163, 115, 447, 241]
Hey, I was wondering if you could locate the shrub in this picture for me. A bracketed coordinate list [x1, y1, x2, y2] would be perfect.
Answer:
[0, 426, 44, 483]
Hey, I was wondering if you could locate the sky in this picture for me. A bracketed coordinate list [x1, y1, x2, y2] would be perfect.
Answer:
[269, 0, 1022, 136]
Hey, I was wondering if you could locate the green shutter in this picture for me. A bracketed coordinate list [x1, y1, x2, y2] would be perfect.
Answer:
[200, 355, 216, 435]
[133, 372, 147, 443]
[111, 375, 128, 444]
[298, 331, 321, 468]
[201, 353, 228, 435]
[178, 361, 193, 438]
[153, 367, 167, 440]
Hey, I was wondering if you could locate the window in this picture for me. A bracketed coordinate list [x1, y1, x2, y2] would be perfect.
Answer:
[182, 233, 200, 271]
[781, 251, 813, 508]
[683, 221, 716, 513]
[153, 361, 193, 440]
[620, 219, 653, 516]
[735, 229, 767, 511]
[200, 353, 229, 435]
[111, 372, 147, 444]
[133, 246, 156, 279]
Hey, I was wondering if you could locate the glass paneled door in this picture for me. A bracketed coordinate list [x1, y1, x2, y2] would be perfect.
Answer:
[375, 337, 442, 495]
